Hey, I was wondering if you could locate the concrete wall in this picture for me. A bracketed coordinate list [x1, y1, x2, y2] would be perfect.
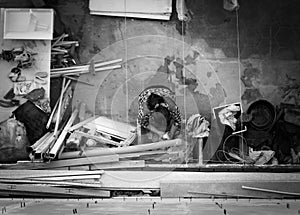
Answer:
[0, 0, 299, 161]
[45, 0, 299, 121]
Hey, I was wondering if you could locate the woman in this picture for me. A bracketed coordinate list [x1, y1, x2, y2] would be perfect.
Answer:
[137, 86, 182, 142]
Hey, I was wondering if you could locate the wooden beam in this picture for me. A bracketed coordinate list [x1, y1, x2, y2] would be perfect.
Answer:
[0, 170, 104, 180]
[48, 109, 79, 159]
[34, 133, 55, 159]
[46, 79, 71, 129]
[0, 179, 102, 188]
[73, 130, 122, 147]
[28, 132, 52, 153]
[68, 116, 97, 132]
[59, 139, 183, 159]
[98, 171, 300, 190]
[33, 154, 119, 169]
[0, 184, 110, 198]
[90, 160, 145, 170]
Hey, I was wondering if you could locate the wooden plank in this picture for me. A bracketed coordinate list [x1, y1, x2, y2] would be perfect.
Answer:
[90, 160, 145, 170]
[160, 181, 300, 198]
[73, 130, 122, 146]
[0, 184, 110, 197]
[28, 132, 52, 153]
[0, 179, 102, 188]
[50, 64, 121, 77]
[54, 77, 66, 136]
[98, 171, 300, 190]
[33, 154, 119, 169]
[46, 79, 71, 129]
[68, 116, 97, 132]
[63, 75, 94, 86]
[34, 133, 56, 159]
[119, 150, 167, 159]
[60, 139, 183, 159]
[242, 185, 300, 196]
[48, 109, 79, 159]
[0, 170, 104, 179]
[50, 59, 122, 72]
[83, 116, 135, 139]
[34, 174, 101, 181]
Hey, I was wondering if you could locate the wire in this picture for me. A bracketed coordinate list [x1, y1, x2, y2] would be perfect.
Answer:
[181, 1, 190, 164]
[124, 0, 129, 124]
[221, 133, 248, 164]
[235, 7, 245, 164]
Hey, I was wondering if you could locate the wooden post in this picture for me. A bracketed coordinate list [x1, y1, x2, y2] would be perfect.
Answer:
[197, 138, 203, 165]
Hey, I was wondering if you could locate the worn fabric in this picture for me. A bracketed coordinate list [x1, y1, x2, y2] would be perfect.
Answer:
[186, 114, 210, 138]
[137, 86, 182, 130]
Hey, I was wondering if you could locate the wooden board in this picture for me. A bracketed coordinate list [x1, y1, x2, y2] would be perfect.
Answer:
[83, 116, 135, 140]
[32, 154, 119, 169]
[0, 184, 110, 198]
[0, 170, 104, 179]
[60, 139, 182, 159]
[99, 171, 300, 190]
[160, 181, 300, 198]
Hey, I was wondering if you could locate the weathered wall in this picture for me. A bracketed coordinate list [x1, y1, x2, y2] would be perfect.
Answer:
[52, 0, 300, 120]
[1, 0, 299, 160]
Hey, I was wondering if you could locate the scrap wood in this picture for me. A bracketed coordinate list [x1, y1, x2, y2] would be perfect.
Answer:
[48, 109, 79, 159]
[83, 116, 136, 140]
[89, 160, 145, 170]
[120, 131, 137, 147]
[60, 139, 183, 159]
[0, 170, 104, 179]
[33, 154, 119, 169]
[33, 132, 56, 159]
[63, 75, 94, 86]
[54, 77, 66, 135]
[50, 64, 121, 77]
[31, 174, 101, 181]
[51, 33, 69, 48]
[0, 184, 110, 198]
[241, 185, 300, 196]
[68, 116, 97, 132]
[187, 191, 264, 199]
[53, 41, 79, 47]
[73, 130, 123, 147]
[46, 78, 71, 129]
[119, 150, 167, 159]
[50, 59, 122, 72]
[0, 179, 102, 188]
[27, 132, 52, 153]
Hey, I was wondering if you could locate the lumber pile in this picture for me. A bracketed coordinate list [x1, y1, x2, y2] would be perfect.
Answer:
[24, 92, 185, 170]
[0, 170, 110, 198]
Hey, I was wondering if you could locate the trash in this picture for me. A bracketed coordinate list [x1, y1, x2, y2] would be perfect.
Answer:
[218, 104, 241, 131]
[0, 118, 29, 163]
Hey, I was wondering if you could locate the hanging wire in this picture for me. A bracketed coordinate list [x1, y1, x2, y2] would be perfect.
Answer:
[179, 0, 189, 164]
[124, 0, 129, 124]
[235, 6, 245, 165]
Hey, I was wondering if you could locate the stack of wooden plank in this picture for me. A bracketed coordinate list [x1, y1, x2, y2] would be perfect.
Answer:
[0, 170, 110, 198]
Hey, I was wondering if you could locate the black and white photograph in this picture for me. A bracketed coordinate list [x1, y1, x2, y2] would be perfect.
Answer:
[0, 0, 299, 214]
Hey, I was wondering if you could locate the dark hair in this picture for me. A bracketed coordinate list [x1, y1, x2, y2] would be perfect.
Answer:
[147, 93, 164, 110]
[149, 105, 171, 132]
